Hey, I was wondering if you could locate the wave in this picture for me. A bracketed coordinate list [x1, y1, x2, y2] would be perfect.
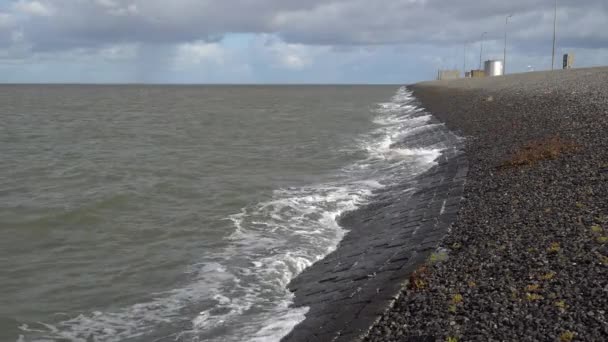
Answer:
[19, 87, 445, 342]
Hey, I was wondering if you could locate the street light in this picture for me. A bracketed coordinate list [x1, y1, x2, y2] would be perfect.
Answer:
[504, 14, 513, 74]
[463, 42, 467, 76]
[551, 0, 557, 70]
[479, 32, 487, 70]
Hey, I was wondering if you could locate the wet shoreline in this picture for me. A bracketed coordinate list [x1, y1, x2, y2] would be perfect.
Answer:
[282, 101, 468, 341]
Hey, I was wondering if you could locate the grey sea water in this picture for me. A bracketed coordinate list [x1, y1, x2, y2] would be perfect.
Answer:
[0, 85, 444, 342]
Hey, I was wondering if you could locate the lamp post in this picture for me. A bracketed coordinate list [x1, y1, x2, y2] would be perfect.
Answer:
[504, 14, 513, 74]
[479, 32, 487, 70]
[463, 42, 467, 76]
[551, 0, 557, 70]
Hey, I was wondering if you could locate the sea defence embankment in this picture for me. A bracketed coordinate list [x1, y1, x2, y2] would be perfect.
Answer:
[285, 67, 608, 342]
[282, 88, 468, 341]
[367, 67, 608, 341]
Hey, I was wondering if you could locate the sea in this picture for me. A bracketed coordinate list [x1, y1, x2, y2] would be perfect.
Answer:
[0, 85, 445, 342]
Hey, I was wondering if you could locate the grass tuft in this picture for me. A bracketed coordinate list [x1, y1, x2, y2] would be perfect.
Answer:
[526, 293, 543, 301]
[596, 253, 608, 265]
[526, 284, 541, 292]
[409, 265, 429, 291]
[547, 242, 561, 254]
[429, 251, 449, 264]
[540, 272, 556, 281]
[560, 331, 575, 342]
[555, 300, 567, 310]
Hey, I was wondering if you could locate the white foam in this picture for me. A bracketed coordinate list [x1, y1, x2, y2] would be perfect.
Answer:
[20, 87, 447, 342]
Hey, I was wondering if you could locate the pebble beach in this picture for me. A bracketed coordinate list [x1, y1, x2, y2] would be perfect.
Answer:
[367, 67, 608, 341]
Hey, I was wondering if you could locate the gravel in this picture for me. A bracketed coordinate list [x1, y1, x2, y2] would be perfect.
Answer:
[366, 67, 608, 342]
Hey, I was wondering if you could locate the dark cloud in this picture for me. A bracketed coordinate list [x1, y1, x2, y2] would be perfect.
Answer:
[1, 0, 607, 54]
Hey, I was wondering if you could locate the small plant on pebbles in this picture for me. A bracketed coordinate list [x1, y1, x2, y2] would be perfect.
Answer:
[409, 266, 429, 291]
[526, 284, 541, 292]
[446, 336, 458, 342]
[555, 300, 567, 311]
[591, 225, 603, 233]
[430, 251, 449, 264]
[597, 236, 608, 244]
[559, 331, 575, 342]
[547, 242, 561, 254]
[451, 294, 463, 305]
[526, 293, 543, 301]
[540, 272, 556, 280]
[596, 253, 608, 266]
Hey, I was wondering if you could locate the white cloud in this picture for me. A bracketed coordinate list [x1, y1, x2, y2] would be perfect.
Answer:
[173, 41, 225, 69]
[11, 30, 25, 43]
[94, 0, 138, 16]
[0, 13, 16, 28]
[13, 0, 54, 17]
[260, 36, 328, 70]
[99, 43, 139, 61]
[271, 44, 311, 70]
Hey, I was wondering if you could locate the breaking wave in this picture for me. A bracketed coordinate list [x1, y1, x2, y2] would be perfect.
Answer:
[19, 87, 447, 342]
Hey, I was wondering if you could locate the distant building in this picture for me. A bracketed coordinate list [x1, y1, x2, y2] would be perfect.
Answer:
[465, 71, 471, 78]
[484, 60, 504, 77]
[470, 69, 485, 78]
[437, 69, 460, 80]
[563, 54, 575, 69]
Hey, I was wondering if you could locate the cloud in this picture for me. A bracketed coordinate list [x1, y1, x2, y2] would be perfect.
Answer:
[94, 0, 138, 16]
[0, 13, 16, 28]
[0, 1, 607, 82]
[12, 0, 54, 17]
[173, 41, 225, 69]
[260, 37, 326, 70]
[1, 0, 605, 52]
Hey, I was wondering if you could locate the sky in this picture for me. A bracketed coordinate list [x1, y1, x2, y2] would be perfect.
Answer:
[0, 0, 607, 84]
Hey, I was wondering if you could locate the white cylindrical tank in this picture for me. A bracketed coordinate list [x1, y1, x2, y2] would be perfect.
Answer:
[484, 60, 504, 76]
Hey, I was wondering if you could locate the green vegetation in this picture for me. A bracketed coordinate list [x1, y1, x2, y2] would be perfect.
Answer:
[591, 225, 603, 233]
[526, 293, 543, 301]
[555, 300, 567, 310]
[451, 242, 462, 250]
[560, 331, 575, 342]
[547, 242, 561, 254]
[526, 284, 540, 292]
[429, 251, 449, 264]
[540, 271, 556, 280]
[451, 294, 463, 305]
